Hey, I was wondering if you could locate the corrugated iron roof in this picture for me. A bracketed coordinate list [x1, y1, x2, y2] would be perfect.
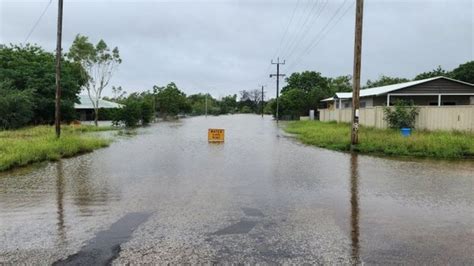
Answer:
[74, 95, 123, 109]
[330, 76, 474, 100]
[321, 97, 334, 102]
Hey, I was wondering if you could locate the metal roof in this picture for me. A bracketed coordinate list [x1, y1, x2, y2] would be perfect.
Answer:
[330, 76, 474, 100]
[74, 95, 123, 109]
[321, 97, 334, 102]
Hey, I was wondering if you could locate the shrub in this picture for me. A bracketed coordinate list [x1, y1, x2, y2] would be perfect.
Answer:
[140, 99, 154, 125]
[383, 100, 419, 129]
[240, 106, 253, 113]
[113, 100, 141, 127]
[0, 82, 34, 129]
[112, 96, 155, 127]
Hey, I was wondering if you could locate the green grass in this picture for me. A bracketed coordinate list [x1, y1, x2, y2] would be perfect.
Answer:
[285, 121, 474, 159]
[0, 125, 114, 171]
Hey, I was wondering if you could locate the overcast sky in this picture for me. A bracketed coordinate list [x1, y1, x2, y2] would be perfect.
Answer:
[1, 0, 473, 98]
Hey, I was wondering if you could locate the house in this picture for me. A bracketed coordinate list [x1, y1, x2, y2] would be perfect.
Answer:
[74, 95, 123, 121]
[319, 77, 474, 131]
[321, 76, 474, 109]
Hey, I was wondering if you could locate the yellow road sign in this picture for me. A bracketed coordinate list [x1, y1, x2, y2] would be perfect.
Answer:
[208, 128, 225, 142]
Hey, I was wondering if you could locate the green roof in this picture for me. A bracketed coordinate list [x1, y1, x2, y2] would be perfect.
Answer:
[75, 95, 123, 109]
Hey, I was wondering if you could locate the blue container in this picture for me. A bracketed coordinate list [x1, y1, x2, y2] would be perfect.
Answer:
[401, 127, 412, 137]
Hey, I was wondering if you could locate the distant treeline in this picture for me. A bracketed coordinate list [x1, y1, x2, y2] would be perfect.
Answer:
[103, 83, 271, 127]
[0, 43, 269, 129]
[1, 42, 472, 128]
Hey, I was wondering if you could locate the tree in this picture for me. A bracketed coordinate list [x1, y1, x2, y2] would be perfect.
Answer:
[365, 75, 409, 88]
[450, 61, 474, 84]
[0, 82, 34, 129]
[278, 88, 308, 119]
[263, 98, 275, 115]
[68, 34, 122, 126]
[238, 90, 254, 112]
[112, 91, 155, 127]
[219, 94, 238, 114]
[328, 75, 352, 92]
[0, 44, 84, 124]
[276, 71, 332, 118]
[111, 86, 127, 100]
[414, 66, 448, 80]
[187, 93, 220, 115]
[238, 89, 261, 113]
[155, 83, 190, 118]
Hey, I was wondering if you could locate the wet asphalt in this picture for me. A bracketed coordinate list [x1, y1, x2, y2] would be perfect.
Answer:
[0, 114, 473, 265]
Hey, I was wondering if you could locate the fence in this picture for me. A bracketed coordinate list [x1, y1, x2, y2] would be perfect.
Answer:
[319, 106, 474, 131]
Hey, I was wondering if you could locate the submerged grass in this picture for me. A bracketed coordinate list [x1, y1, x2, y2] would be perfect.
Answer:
[285, 121, 474, 159]
[0, 125, 114, 171]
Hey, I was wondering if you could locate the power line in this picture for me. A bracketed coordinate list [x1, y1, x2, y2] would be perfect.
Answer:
[256, 0, 299, 89]
[24, 0, 53, 43]
[271, 0, 301, 60]
[279, 0, 313, 57]
[286, 0, 354, 72]
[281, 0, 323, 59]
[287, 0, 352, 70]
[260, 0, 307, 91]
[283, 0, 330, 60]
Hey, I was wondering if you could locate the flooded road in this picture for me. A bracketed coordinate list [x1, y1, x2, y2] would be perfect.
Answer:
[1, 115, 473, 264]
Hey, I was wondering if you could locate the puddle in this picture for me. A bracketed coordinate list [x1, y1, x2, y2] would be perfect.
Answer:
[53, 212, 151, 265]
[241, 207, 264, 217]
[213, 220, 258, 235]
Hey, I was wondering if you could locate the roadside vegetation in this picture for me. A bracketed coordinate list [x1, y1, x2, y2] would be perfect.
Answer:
[285, 121, 474, 159]
[0, 125, 113, 171]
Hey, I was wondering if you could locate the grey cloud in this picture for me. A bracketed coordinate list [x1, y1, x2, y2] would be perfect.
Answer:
[1, 0, 472, 98]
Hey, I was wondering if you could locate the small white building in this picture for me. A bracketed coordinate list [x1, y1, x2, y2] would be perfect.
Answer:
[74, 95, 123, 121]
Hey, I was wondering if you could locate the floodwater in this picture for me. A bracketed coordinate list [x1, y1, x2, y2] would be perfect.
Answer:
[1, 115, 473, 264]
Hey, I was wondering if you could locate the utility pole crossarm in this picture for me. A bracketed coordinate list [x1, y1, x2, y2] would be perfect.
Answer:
[269, 57, 286, 123]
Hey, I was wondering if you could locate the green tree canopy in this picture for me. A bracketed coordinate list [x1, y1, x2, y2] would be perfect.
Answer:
[365, 75, 409, 88]
[0, 44, 85, 125]
[450, 61, 474, 84]
[414, 66, 448, 80]
[155, 83, 190, 117]
[328, 75, 352, 92]
[187, 93, 218, 115]
[219, 94, 238, 114]
[0, 81, 34, 129]
[276, 71, 333, 118]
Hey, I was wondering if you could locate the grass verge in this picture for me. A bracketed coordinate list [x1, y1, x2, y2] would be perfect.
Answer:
[0, 125, 114, 171]
[285, 121, 474, 159]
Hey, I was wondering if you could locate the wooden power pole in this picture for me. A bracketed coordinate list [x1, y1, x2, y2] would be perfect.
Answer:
[351, 0, 364, 149]
[270, 58, 285, 122]
[55, 0, 64, 138]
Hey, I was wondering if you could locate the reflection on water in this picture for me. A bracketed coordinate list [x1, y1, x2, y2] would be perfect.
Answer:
[350, 153, 360, 264]
[56, 161, 66, 246]
[0, 155, 122, 259]
[0, 115, 473, 264]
